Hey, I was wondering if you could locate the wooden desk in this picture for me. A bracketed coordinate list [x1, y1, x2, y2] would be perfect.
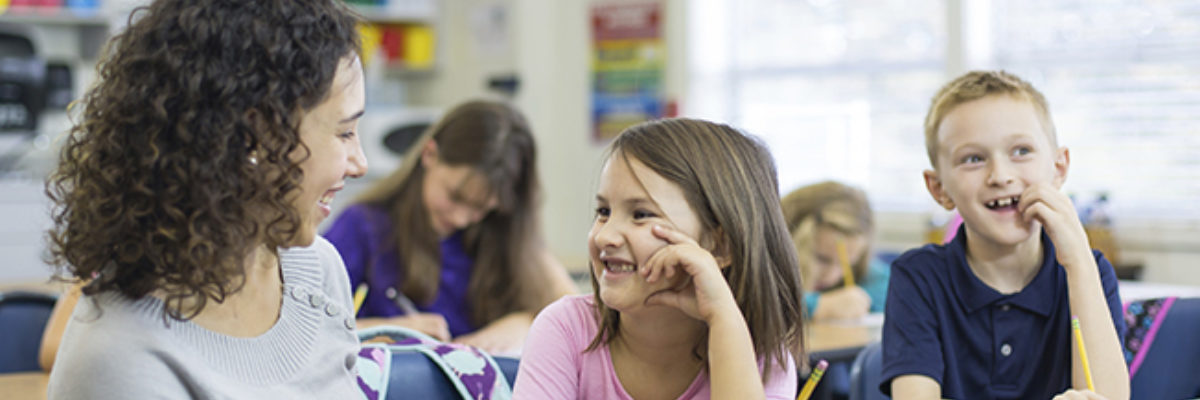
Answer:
[0, 318, 885, 398]
[806, 316, 883, 365]
[0, 280, 66, 295]
[0, 372, 48, 399]
[1119, 280, 1200, 302]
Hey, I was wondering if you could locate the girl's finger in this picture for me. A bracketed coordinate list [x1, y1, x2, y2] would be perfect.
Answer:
[651, 224, 699, 247]
[644, 289, 682, 309]
[643, 245, 675, 283]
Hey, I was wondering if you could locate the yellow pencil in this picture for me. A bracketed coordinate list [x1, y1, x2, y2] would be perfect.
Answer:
[353, 283, 369, 314]
[797, 359, 828, 400]
[1071, 316, 1095, 391]
[837, 240, 856, 288]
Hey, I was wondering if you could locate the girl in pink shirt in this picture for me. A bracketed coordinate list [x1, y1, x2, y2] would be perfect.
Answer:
[514, 118, 806, 399]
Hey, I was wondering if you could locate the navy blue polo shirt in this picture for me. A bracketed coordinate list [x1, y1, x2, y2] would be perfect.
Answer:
[880, 226, 1125, 400]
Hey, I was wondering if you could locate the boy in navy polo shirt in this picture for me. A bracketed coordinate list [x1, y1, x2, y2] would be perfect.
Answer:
[881, 71, 1129, 400]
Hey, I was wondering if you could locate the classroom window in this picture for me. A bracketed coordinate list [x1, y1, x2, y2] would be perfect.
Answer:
[689, 0, 1200, 223]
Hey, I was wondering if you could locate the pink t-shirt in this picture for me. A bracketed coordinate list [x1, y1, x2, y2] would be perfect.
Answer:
[513, 295, 798, 399]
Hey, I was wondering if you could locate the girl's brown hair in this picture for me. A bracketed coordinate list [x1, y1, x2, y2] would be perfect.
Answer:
[46, 0, 361, 320]
[780, 181, 874, 288]
[587, 118, 806, 378]
[354, 100, 551, 326]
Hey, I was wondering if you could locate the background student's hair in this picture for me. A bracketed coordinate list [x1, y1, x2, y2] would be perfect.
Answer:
[587, 118, 805, 375]
[353, 100, 546, 325]
[781, 180, 874, 285]
[45, 0, 360, 319]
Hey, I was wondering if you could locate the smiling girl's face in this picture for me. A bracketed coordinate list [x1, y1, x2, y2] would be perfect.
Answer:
[589, 152, 706, 313]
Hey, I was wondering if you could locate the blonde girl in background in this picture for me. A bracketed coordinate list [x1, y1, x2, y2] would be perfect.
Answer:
[513, 118, 805, 399]
[782, 181, 890, 321]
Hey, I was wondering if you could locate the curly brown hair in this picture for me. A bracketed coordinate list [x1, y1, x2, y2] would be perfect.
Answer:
[46, 0, 360, 320]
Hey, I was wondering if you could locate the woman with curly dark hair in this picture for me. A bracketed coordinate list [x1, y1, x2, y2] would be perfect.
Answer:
[43, 0, 368, 398]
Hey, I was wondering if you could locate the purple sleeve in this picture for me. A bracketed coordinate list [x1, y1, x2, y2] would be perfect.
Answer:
[512, 297, 583, 399]
[1095, 250, 1127, 342]
[322, 204, 374, 292]
[764, 351, 799, 400]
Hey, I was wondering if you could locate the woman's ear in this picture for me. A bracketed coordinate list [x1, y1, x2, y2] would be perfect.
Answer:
[420, 139, 439, 169]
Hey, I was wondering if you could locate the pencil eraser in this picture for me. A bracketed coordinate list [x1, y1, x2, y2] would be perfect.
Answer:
[816, 359, 828, 370]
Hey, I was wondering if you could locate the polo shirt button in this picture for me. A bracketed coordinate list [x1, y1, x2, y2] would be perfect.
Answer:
[344, 317, 356, 330]
[1000, 343, 1012, 356]
[325, 303, 340, 317]
[1000, 304, 1011, 312]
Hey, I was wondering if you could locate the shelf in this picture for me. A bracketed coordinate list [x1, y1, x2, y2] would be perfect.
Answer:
[348, 4, 436, 24]
[383, 66, 436, 79]
[0, 8, 108, 59]
[0, 9, 106, 26]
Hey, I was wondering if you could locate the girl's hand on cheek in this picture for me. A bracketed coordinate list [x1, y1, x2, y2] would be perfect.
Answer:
[1018, 183, 1092, 268]
[641, 225, 739, 323]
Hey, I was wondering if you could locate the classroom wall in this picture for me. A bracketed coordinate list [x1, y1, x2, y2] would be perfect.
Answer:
[1, 0, 1197, 287]
[510, 0, 690, 272]
[405, 0, 691, 272]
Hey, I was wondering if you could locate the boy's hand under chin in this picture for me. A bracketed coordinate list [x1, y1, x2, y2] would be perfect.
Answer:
[1017, 182, 1094, 271]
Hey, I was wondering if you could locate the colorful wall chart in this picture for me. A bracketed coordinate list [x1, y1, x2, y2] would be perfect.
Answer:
[591, 1, 663, 141]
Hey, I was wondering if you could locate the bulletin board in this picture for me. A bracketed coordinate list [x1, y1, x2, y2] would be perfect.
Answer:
[590, 1, 664, 141]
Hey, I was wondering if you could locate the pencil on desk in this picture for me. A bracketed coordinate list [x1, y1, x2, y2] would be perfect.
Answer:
[353, 283, 368, 314]
[1071, 316, 1095, 392]
[837, 240, 856, 288]
[797, 359, 828, 400]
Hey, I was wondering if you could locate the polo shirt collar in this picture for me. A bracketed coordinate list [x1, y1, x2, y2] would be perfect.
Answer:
[949, 224, 1059, 317]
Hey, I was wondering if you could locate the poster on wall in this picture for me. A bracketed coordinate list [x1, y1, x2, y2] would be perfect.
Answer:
[591, 1, 663, 141]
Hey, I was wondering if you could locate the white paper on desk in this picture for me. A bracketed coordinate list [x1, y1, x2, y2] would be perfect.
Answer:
[829, 312, 885, 327]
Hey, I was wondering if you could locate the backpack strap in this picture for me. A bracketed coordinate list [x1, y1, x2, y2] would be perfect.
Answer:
[354, 344, 393, 400]
[1123, 296, 1178, 377]
[357, 326, 513, 400]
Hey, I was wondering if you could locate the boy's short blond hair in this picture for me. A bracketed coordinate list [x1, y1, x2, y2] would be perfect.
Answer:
[924, 70, 1057, 167]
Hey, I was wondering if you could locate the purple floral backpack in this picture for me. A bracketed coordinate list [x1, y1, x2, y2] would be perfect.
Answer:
[354, 326, 513, 400]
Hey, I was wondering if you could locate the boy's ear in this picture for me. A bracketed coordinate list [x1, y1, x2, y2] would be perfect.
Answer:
[420, 140, 439, 169]
[923, 169, 956, 210]
[1052, 147, 1070, 188]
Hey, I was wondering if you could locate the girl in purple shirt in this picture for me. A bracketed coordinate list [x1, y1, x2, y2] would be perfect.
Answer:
[324, 100, 575, 354]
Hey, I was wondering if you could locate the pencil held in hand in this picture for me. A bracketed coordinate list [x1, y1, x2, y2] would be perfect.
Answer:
[836, 240, 855, 288]
[386, 287, 421, 315]
[797, 359, 828, 400]
[353, 283, 368, 314]
[1071, 316, 1095, 391]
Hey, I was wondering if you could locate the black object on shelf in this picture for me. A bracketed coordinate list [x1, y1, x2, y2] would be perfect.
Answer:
[383, 123, 431, 155]
[0, 26, 45, 134]
[44, 61, 72, 109]
[487, 74, 519, 98]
